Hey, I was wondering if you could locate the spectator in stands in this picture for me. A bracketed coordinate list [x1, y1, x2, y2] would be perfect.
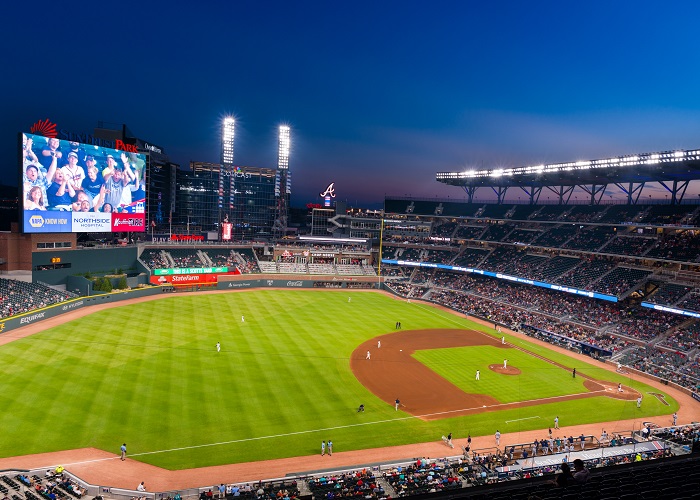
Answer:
[571, 459, 590, 484]
[25, 186, 47, 211]
[39, 137, 63, 171]
[22, 133, 40, 166]
[61, 152, 85, 191]
[23, 162, 55, 208]
[82, 157, 104, 200]
[47, 168, 75, 210]
[550, 462, 574, 487]
[102, 156, 133, 210]
[71, 190, 92, 212]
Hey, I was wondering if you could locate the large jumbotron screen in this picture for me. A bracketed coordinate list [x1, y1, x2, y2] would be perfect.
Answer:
[19, 132, 147, 233]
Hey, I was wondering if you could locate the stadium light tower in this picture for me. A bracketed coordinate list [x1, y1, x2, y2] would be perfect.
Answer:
[273, 125, 291, 239]
[221, 117, 235, 166]
[219, 117, 235, 241]
[278, 125, 290, 170]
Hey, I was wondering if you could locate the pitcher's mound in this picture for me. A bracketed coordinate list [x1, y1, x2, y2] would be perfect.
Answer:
[489, 364, 521, 375]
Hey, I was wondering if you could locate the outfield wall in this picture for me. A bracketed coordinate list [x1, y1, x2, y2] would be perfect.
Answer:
[217, 274, 379, 290]
[0, 286, 165, 334]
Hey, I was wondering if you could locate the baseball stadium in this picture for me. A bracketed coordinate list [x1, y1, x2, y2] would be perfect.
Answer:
[2, 125, 700, 500]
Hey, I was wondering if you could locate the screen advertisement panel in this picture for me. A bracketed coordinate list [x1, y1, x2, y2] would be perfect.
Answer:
[20, 132, 147, 233]
[112, 213, 146, 231]
[150, 273, 221, 286]
[222, 222, 232, 241]
[72, 212, 112, 232]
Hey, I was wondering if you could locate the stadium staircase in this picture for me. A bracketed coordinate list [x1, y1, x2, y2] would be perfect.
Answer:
[617, 272, 655, 301]
[198, 250, 212, 266]
[682, 205, 700, 225]
[162, 250, 175, 268]
[232, 251, 249, 270]
[562, 205, 578, 220]
[582, 266, 615, 291]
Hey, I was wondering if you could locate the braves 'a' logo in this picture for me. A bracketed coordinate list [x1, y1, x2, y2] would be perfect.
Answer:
[319, 182, 336, 198]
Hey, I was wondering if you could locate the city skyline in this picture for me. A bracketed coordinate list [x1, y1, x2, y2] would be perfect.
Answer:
[4, 1, 700, 208]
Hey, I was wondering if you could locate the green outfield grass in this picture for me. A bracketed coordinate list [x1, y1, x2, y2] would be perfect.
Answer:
[0, 290, 678, 469]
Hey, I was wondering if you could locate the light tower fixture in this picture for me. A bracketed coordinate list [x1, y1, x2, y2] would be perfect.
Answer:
[221, 117, 235, 166]
[435, 148, 700, 181]
[278, 125, 290, 170]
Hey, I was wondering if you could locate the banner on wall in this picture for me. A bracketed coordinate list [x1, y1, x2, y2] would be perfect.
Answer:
[150, 274, 221, 285]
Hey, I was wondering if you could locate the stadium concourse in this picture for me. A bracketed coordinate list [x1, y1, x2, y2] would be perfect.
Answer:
[0, 299, 696, 493]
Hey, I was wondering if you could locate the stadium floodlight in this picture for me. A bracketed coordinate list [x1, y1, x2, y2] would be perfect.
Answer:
[437, 147, 700, 181]
[278, 125, 290, 170]
[221, 117, 235, 165]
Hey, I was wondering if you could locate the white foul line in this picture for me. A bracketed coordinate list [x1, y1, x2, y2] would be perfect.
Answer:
[506, 416, 541, 424]
[40, 389, 606, 471]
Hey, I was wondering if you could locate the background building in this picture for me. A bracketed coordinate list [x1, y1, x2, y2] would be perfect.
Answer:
[93, 122, 179, 233]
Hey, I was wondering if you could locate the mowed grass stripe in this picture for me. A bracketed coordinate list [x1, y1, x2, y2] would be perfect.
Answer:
[415, 346, 589, 403]
[0, 290, 678, 469]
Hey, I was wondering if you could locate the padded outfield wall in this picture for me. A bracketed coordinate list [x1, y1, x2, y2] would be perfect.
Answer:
[217, 273, 379, 289]
[0, 286, 164, 334]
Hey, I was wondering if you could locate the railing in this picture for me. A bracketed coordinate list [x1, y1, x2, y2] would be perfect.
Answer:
[3, 425, 697, 500]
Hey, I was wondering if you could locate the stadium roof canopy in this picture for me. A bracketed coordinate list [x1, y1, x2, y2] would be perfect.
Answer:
[436, 148, 700, 205]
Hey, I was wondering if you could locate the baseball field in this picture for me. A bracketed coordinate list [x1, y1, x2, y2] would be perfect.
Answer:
[0, 289, 677, 470]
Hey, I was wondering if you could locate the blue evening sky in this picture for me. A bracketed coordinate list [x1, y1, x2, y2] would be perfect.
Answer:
[3, 0, 700, 207]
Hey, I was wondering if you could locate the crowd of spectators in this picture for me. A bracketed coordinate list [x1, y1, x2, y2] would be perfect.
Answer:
[201, 479, 300, 500]
[660, 322, 700, 352]
[168, 249, 203, 268]
[140, 249, 169, 269]
[204, 250, 238, 267]
[594, 267, 652, 296]
[383, 459, 461, 496]
[453, 225, 486, 240]
[0, 279, 78, 320]
[602, 236, 656, 257]
[645, 231, 700, 262]
[430, 221, 458, 238]
[554, 258, 617, 291]
[647, 283, 693, 306]
[615, 345, 700, 391]
[610, 308, 685, 342]
[678, 293, 700, 313]
[16, 468, 86, 500]
[561, 226, 616, 252]
[309, 469, 388, 499]
[385, 264, 697, 383]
